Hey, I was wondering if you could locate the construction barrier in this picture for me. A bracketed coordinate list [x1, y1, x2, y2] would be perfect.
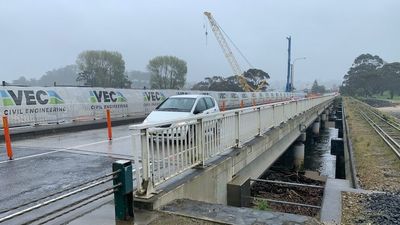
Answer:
[2, 115, 13, 160]
[106, 109, 112, 140]
[0, 86, 302, 128]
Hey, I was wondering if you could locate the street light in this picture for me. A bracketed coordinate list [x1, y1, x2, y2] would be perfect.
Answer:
[290, 57, 306, 91]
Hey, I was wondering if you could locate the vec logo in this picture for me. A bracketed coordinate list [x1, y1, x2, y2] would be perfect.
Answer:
[143, 91, 166, 102]
[0, 90, 64, 106]
[89, 91, 127, 103]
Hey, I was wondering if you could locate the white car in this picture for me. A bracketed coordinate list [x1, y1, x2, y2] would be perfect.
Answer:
[142, 95, 220, 141]
[143, 95, 219, 125]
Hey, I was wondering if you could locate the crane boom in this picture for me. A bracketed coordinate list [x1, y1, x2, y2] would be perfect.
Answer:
[204, 12, 267, 92]
[204, 12, 243, 78]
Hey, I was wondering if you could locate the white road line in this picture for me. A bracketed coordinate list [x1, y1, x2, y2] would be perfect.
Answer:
[65, 135, 130, 150]
[0, 135, 131, 164]
[0, 150, 62, 164]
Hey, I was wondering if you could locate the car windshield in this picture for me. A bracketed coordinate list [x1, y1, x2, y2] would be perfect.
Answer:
[156, 97, 196, 112]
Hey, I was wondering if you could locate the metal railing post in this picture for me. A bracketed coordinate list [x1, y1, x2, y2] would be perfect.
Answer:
[257, 107, 262, 136]
[113, 160, 134, 221]
[131, 129, 142, 190]
[139, 129, 154, 196]
[235, 111, 241, 148]
[197, 118, 205, 166]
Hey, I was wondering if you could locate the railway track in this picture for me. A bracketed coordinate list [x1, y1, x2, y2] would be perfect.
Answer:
[357, 101, 400, 159]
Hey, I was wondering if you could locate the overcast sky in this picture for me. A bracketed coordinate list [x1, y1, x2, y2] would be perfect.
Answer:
[0, 0, 399, 86]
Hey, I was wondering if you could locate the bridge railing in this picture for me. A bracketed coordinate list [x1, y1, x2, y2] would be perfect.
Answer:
[130, 94, 336, 197]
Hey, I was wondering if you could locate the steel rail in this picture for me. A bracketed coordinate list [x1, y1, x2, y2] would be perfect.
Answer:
[0, 176, 115, 223]
[0, 170, 120, 215]
[24, 183, 120, 225]
[248, 196, 321, 209]
[359, 110, 400, 159]
[250, 178, 324, 189]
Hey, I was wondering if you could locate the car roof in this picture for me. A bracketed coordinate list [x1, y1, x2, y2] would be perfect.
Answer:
[169, 94, 209, 99]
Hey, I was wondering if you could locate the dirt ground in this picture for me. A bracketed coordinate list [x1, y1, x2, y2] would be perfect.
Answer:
[251, 169, 325, 217]
[378, 105, 400, 120]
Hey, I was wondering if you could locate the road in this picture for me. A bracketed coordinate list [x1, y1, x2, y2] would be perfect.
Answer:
[0, 124, 136, 224]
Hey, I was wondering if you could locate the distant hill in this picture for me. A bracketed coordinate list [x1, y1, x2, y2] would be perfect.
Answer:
[12, 65, 80, 86]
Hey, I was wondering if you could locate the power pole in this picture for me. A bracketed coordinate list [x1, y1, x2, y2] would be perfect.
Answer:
[285, 36, 292, 92]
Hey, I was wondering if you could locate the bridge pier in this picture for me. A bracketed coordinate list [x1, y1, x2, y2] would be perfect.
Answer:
[321, 110, 329, 129]
[293, 142, 305, 171]
[312, 120, 320, 136]
[335, 104, 343, 138]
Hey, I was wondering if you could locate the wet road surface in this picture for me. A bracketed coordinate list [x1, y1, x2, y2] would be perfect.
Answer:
[0, 124, 136, 224]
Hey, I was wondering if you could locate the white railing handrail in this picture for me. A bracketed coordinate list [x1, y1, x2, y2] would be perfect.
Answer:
[128, 99, 303, 130]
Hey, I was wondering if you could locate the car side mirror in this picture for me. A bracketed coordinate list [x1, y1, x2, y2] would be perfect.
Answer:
[193, 109, 202, 115]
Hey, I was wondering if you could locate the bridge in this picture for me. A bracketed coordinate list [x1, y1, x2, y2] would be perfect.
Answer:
[0, 91, 339, 224]
[130, 94, 336, 209]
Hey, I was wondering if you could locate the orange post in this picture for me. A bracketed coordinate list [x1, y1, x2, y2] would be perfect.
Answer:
[106, 109, 112, 140]
[252, 99, 256, 107]
[221, 101, 226, 111]
[2, 116, 13, 160]
[240, 100, 244, 108]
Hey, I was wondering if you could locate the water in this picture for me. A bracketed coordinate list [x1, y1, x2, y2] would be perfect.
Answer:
[304, 127, 338, 178]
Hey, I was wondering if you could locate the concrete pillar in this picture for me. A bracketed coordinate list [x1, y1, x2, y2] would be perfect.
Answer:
[312, 121, 320, 136]
[331, 138, 345, 179]
[321, 113, 327, 129]
[321, 113, 327, 122]
[335, 119, 343, 138]
[227, 179, 250, 207]
[325, 109, 330, 116]
[293, 142, 305, 171]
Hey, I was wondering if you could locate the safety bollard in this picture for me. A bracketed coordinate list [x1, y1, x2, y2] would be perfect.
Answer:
[113, 160, 134, 221]
[240, 100, 244, 108]
[106, 109, 112, 140]
[2, 116, 13, 160]
[252, 99, 256, 107]
[221, 101, 226, 112]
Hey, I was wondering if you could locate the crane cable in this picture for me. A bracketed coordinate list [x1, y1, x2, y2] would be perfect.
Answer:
[214, 20, 254, 69]
[203, 14, 254, 69]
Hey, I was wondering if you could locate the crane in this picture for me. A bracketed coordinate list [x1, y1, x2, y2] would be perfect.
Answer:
[204, 11, 267, 92]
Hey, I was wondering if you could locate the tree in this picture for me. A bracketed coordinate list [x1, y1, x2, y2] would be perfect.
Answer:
[40, 65, 79, 86]
[192, 76, 243, 91]
[341, 54, 384, 96]
[12, 76, 32, 86]
[12, 65, 80, 87]
[311, 80, 326, 94]
[147, 56, 187, 89]
[378, 62, 400, 99]
[192, 68, 270, 92]
[242, 69, 270, 91]
[76, 50, 131, 88]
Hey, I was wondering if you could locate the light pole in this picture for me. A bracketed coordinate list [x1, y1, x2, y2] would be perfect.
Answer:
[290, 57, 306, 91]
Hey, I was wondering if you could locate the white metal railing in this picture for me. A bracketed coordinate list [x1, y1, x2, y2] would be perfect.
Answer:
[130, 94, 336, 196]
